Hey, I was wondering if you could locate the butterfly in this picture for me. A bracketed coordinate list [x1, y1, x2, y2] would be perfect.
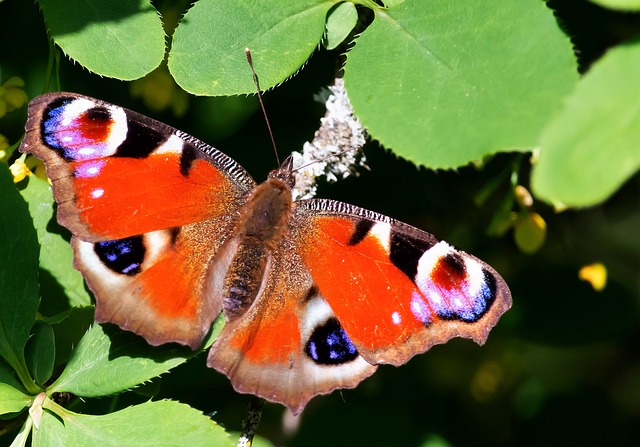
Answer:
[20, 92, 512, 415]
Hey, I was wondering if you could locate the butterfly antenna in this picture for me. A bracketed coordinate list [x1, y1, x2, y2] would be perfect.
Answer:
[245, 48, 280, 166]
[292, 147, 364, 174]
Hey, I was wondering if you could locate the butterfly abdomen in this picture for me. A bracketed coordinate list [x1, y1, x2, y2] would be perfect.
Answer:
[218, 177, 294, 320]
[222, 243, 267, 319]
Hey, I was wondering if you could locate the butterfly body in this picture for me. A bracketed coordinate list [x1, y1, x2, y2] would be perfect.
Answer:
[211, 160, 296, 321]
[20, 93, 511, 414]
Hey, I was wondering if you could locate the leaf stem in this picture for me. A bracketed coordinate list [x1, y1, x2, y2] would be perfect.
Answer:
[42, 394, 75, 419]
[236, 397, 265, 447]
[4, 350, 41, 395]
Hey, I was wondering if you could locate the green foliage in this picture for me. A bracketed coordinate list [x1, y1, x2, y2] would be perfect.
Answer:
[33, 398, 232, 447]
[30, 0, 639, 205]
[1, 0, 639, 446]
[0, 164, 40, 395]
[48, 324, 193, 397]
[19, 176, 91, 310]
[24, 323, 55, 386]
[43, 400, 233, 447]
[0, 168, 228, 444]
[324, 3, 358, 50]
[168, 0, 334, 95]
[37, 0, 165, 80]
[589, 0, 640, 11]
[531, 38, 640, 208]
[344, 0, 578, 168]
[0, 382, 31, 415]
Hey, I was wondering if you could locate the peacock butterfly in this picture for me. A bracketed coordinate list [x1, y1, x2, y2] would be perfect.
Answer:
[19, 92, 511, 414]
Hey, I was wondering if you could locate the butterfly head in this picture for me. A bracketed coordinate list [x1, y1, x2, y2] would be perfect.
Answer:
[267, 155, 295, 190]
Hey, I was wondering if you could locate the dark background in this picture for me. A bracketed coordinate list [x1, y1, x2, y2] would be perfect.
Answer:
[1, 0, 639, 445]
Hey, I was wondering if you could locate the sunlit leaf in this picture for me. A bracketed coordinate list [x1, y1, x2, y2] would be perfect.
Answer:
[169, 0, 334, 95]
[532, 39, 640, 208]
[344, 0, 577, 168]
[37, 0, 165, 80]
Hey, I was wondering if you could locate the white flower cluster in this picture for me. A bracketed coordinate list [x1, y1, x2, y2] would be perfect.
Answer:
[291, 78, 367, 200]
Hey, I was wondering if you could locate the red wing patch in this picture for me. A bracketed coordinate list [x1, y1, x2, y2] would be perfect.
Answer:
[297, 216, 426, 352]
[69, 153, 233, 240]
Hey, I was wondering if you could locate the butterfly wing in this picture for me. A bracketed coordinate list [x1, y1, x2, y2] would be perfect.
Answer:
[208, 197, 510, 414]
[207, 238, 377, 414]
[291, 199, 512, 366]
[20, 93, 256, 348]
[21, 93, 255, 241]
[21, 92, 511, 411]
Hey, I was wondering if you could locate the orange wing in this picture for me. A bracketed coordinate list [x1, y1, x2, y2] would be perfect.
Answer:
[207, 239, 377, 414]
[291, 199, 512, 366]
[20, 93, 255, 242]
[20, 93, 256, 348]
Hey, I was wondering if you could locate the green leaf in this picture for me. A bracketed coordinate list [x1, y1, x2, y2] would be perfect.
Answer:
[9, 417, 33, 447]
[203, 314, 226, 350]
[49, 400, 232, 447]
[344, 0, 578, 168]
[531, 39, 640, 208]
[0, 165, 40, 392]
[50, 306, 95, 366]
[32, 409, 66, 447]
[25, 323, 55, 386]
[49, 324, 194, 397]
[382, 0, 406, 7]
[130, 377, 161, 398]
[0, 356, 23, 391]
[589, 0, 640, 11]
[324, 2, 357, 50]
[19, 176, 91, 311]
[0, 382, 32, 415]
[169, 0, 335, 95]
[37, 0, 165, 80]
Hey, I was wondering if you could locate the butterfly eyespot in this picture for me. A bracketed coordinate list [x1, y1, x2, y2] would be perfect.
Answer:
[412, 242, 501, 323]
[430, 269, 497, 323]
[431, 252, 466, 290]
[304, 318, 359, 365]
[94, 236, 145, 276]
[41, 97, 127, 161]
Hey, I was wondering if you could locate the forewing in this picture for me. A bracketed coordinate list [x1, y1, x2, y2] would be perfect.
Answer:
[19, 93, 255, 241]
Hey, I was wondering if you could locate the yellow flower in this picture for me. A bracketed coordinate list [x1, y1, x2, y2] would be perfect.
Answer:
[130, 67, 189, 117]
[513, 211, 546, 254]
[0, 133, 9, 161]
[9, 159, 31, 183]
[0, 76, 28, 118]
[578, 263, 607, 292]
